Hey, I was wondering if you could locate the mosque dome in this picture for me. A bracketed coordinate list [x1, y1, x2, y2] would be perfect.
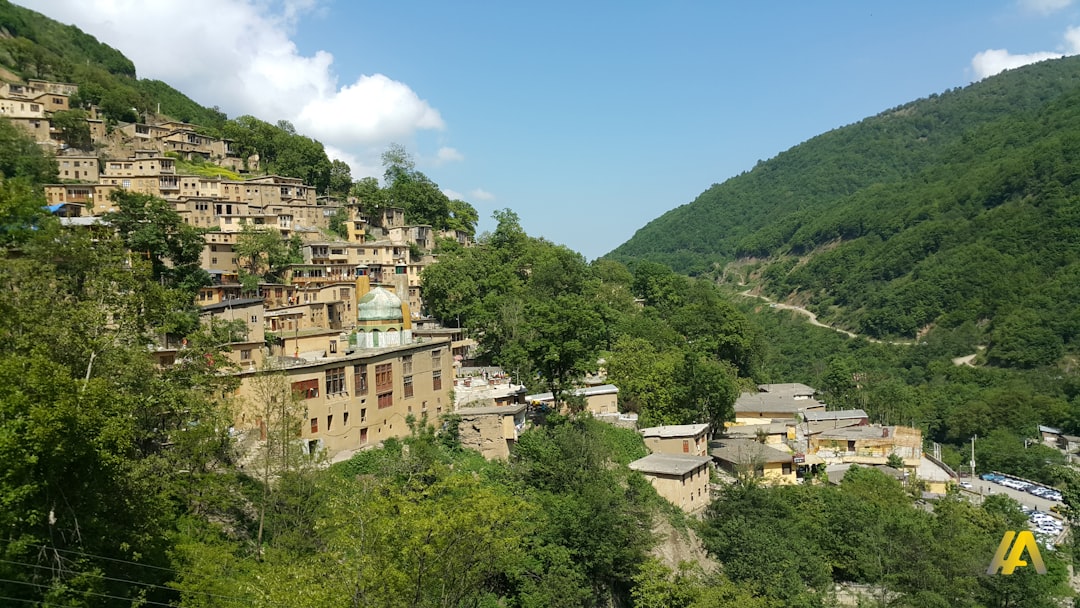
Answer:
[357, 287, 404, 322]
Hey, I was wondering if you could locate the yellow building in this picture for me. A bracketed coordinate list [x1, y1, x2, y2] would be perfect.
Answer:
[525, 384, 620, 415]
[810, 425, 922, 467]
[232, 338, 453, 457]
[629, 453, 713, 512]
[732, 383, 826, 425]
[710, 437, 796, 484]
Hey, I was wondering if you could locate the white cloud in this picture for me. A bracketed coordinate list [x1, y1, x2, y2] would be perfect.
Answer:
[1018, 0, 1073, 14]
[296, 74, 444, 146]
[30, 0, 447, 175]
[435, 146, 465, 164]
[442, 189, 466, 201]
[470, 188, 495, 201]
[324, 144, 381, 180]
[971, 26, 1080, 79]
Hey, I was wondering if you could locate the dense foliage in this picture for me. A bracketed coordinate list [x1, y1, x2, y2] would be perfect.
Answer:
[701, 468, 1070, 607]
[422, 211, 761, 422]
[609, 56, 1080, 364]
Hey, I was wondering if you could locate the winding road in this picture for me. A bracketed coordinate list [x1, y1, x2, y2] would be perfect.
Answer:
[738, 289, 915, 346]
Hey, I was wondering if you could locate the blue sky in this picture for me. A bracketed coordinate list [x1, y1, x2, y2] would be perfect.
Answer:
[28, 0, 1080, 259]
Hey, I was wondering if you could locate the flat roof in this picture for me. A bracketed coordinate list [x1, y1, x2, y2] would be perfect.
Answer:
[803, 409, 868, 422]
[199, 297, 264, 313]
[709, 438, 793, 465]
[815, 425, 920, 441]
[525, 384, 619, 402]
[456, 403, 527, 416]
[640, 423, 710, 439]
[629, 453, 712, 476]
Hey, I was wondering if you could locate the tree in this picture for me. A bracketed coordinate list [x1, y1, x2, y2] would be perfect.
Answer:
[328, 206, 349, 239]
[446, 198, 479, 235]
[328, 159, 352, 197]
[104, 190, 208, 292]
[521, 294, 604, 410]
[234, 223, 299, 282]
[0, 116, 57, 185]
[50, 109, 93, 150]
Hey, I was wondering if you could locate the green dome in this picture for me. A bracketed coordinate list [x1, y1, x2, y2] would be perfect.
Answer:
[357, 287, 403, 322]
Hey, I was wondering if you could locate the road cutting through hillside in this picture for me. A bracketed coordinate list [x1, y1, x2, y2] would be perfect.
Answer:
[738, 290, 915, 346]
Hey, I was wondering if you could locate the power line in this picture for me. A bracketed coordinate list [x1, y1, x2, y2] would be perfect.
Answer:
[0, 540, 179, 574]
[0, 558, 251, 605]
[0, 577, 178, 608]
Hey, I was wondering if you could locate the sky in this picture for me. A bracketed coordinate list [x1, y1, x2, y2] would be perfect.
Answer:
[22, 0, 1080, 259]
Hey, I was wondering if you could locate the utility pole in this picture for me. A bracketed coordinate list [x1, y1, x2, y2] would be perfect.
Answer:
[970, 434, 977, 478]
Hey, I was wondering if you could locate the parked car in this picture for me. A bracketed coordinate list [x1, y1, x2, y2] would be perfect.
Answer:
[959, 481, 974, 489]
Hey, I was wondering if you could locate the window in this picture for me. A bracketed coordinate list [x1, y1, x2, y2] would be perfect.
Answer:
[329, 340, 337, 354]
[292, 379, 319, 399]
[354, 365, 368, 395]
[360, 428, 368, 444]
[360, 408, 367, 422]
[431, 349, 442, 370]
[250, 315, 258, 324]
[240, 349, 252, 361]
[325, 367, 345, 395]
[375, 363, 393, 393]
[343, 411, 349, 426]
[782, 463, 792, 475]
[327, 414, 333, 431]
[378, 392, 393, 409]
[432, 369, 442, 391]
[682, 439, 689, 454]
[402, 355, 413, 375]
[310, 418, 318, 433]
[404, 375, 413, 398]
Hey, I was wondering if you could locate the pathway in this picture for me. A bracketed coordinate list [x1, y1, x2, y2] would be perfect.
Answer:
[738, 290, 914, 345]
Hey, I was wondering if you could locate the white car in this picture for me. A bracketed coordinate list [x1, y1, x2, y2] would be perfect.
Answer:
[959, 481, 973, 489]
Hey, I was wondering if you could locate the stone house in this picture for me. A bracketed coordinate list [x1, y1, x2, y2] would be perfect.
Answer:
[629, 453, 713, 512]
[640, 423, 711, 457]
[456, 403, 527, 459]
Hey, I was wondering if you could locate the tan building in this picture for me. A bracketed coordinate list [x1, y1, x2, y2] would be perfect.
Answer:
[809, 425, 922, 467]
[629, 453, 713, 512]
[198, 297, 265, 369]
[56, 155, 99, 182]
[710, 437, 796, 484]
[231, 338, 453, 457]
[732, 383, 826, 425]
[640, 423, 710, 457]
[525, 384, 620, 415]
[456, 403, 527, 460]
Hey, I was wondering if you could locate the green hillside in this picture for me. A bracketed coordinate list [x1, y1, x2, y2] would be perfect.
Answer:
[608, 55, 1080, 364]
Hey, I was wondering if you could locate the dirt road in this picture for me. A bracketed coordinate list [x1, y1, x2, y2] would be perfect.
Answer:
[738, 290, 914, 346]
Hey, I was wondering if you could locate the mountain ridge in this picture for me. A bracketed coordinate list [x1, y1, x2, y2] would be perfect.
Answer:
[607, 55, 1080, 367]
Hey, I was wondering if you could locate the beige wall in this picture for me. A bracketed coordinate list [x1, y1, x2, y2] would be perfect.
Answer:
[645, 433, 709, 457]
[56, 156, 99, 182]
[458, 412, 519, 459]
[587, 392, 618, 415]
[232, 340, 453, 456]
[642, 464, 711, 512]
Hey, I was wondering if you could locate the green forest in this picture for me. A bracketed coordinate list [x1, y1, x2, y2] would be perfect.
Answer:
[3, 2, 1080, 606]
[608, 55, 1080, 362]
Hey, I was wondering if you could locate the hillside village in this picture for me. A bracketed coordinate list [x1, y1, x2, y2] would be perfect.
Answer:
[1, 76, 986, 508]
[5, 6, 1080, 603]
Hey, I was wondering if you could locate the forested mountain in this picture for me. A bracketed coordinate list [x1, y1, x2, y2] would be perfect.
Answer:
[608, 55, 1080, 361]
